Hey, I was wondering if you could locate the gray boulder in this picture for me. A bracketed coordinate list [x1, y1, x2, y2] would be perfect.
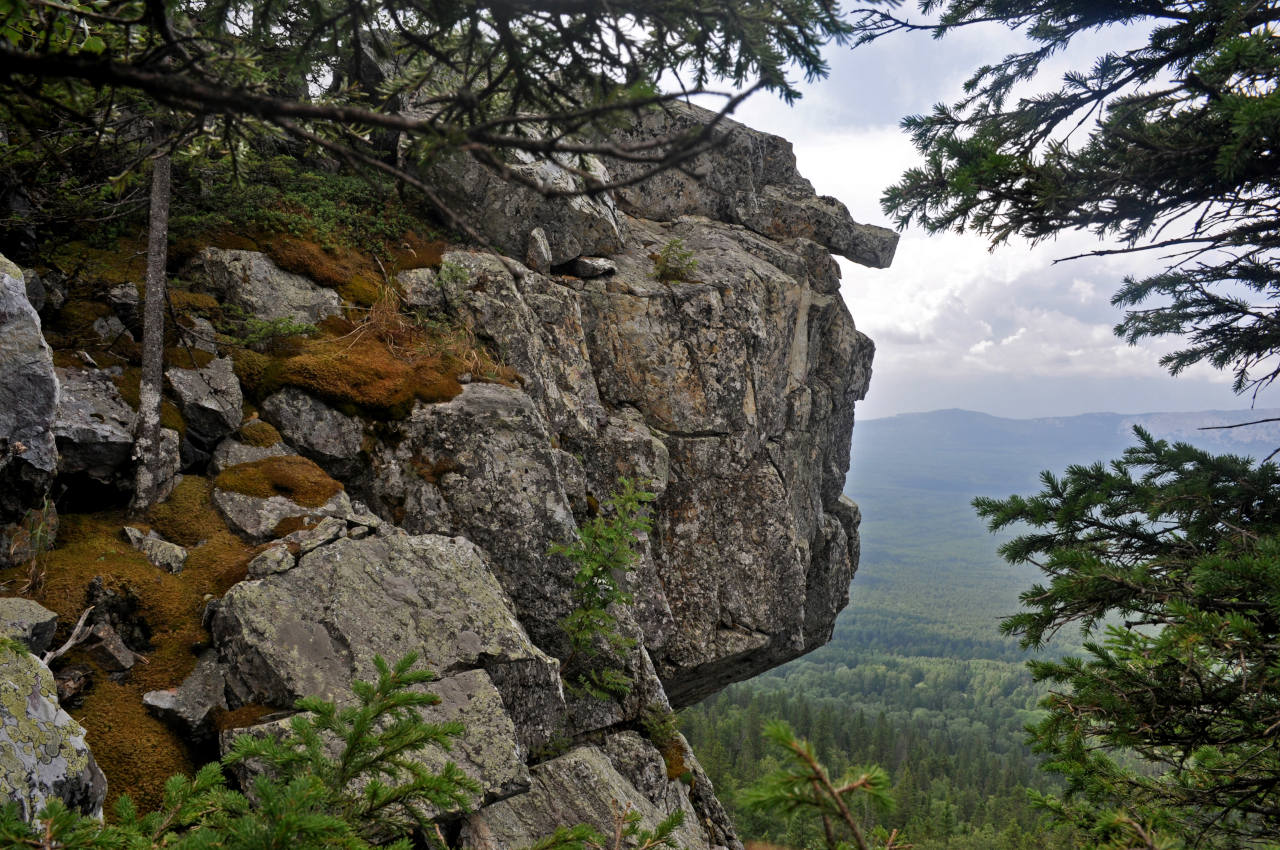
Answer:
[609, 101, 898, 268]
[184, 249, 343, 324]
[423, 150, 623, 265]
[260, 388, 364, 479]
[123, 526, 188, 573]
[0, 598, 58, 656]
[0, 258, 59, 566]
[142, 651, 227, 741]
[212, 483, 354, 543]
[0, 644, 107, 821]
[210, 532, 564, 754]
[208, 433, 291, 476]
[52, 367, 135, 492]
[166, 357, 243, 447]
[459, 742, 711, 850]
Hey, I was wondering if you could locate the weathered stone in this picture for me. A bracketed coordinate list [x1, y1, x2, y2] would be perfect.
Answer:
[245, 543, 295, 579]
[363, 384, 582, 656]
[397, 267, 442, 313]
[0, 598, 58, 656]
[143, 651, 227, 741]
[152, 428, 182, 504]
[260, 389, 364, 479]
[85, 622, 138, 672]
[209, 434, 291, 476]
[423, 150, 623, 266]
[92, 315, 132, 346]
[0, 259, 59, 566]
[610, 101, 898, 268]
[166, 357, 243, 447]
[526, 227, 552, 274]
[184, 248, 343, 324]
[52, 367, 134, 495]
[179, 316, 219, 353]
[85, 577, 150, 654]
[123, 526, 188, 573]
[459, 744, 710, 850]
[104, 282, 140, 330]
[212, 485, 355, 543]
[281, 515, 346, 554]
[0, 644, 106, 821]
[565, 256, 616, 278]
[21, 267, 45, 313]
[210, 532, 564, 753]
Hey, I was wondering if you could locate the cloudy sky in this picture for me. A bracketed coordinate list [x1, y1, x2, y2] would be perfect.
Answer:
[705, 14, 1267, 421]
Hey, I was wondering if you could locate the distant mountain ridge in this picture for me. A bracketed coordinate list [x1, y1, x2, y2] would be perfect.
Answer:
[849, 407, 1280, 499]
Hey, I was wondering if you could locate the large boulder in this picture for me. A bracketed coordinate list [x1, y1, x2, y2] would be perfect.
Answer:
[259, 388, 364, 479]
[183, 249, 343, 324]
[166, 357, 243, 448]
[52, 367, 135, 498]
[0, 258, 59, 566]
[423, 151, 623, 265]
[0, 643, 107, 821]
[0, 598, 58, 656]
[210, 531, 565, 753]
[608, 101, 898, 269]
[459, 741, 714, 850]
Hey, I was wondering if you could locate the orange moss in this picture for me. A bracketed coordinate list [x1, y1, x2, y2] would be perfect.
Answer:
[4, 497, 256, 814]
[168, 289, 222, 316]
[214, 456, 342, 508]
[237, 419, 281, 447]
[261, 231, 446, 308]
[232, 310, 518, 420]
[270, 515, 317, 538]
[212, 703, 277, 733]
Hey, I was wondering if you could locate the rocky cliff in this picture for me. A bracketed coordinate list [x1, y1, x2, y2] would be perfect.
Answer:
[0, 103, 896, 845]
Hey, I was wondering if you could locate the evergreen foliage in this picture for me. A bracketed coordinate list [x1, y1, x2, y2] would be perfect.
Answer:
[853, 0, 1280, 396]
[740, 720, 895, 850]
[0, 653, 476, 849]
[524, 805, 685, 850]
[975, 429, 1280, 847]
[551, 478, 655, 700]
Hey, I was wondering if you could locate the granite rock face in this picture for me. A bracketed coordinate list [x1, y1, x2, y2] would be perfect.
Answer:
[608, 101, 899, 269]
[0, 259, 59, 567]
[0, 644, 107, 821]
[4, 106, 890, 847]
[423, 150, 623, 266]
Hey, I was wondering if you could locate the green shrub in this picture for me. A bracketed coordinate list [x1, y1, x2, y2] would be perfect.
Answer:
[550, 478, 656, 700]
[0, 653, 477, 849]
[650, 239, 697, 283]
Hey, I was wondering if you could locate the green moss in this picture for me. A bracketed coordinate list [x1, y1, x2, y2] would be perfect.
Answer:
[238, 419, 281, 447]
[214, 456, 343, 508]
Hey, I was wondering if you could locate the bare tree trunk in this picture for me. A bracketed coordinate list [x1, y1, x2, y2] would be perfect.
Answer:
[129, 150, 171, 517]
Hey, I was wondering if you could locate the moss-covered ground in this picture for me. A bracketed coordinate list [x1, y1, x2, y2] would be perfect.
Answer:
[0, 477, 257, 814]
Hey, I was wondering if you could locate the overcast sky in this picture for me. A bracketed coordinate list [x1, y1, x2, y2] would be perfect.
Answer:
[708, 15, 1267, 421]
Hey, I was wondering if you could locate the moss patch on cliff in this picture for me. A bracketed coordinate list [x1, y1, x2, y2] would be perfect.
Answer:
[214, 456, 343, 508]
[232, 308, 519, 420]
[4, 492, 256, 815]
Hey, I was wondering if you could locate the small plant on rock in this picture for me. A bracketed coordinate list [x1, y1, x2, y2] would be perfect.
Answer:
[650, 239, 697, 283]
[551, 478, 655, 700]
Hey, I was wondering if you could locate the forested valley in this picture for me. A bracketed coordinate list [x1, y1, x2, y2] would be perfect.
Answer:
[683, 409, 1280, 849]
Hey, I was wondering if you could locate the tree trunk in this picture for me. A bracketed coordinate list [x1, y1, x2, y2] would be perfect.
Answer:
[129, 150, 171, 517]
